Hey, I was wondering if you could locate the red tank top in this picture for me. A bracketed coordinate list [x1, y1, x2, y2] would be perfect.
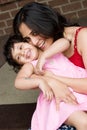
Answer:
[69, 27, 85, 68]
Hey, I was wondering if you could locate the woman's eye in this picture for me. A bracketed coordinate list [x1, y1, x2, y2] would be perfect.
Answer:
[32, 31, 38, 36]
[24, 37, 30, 42]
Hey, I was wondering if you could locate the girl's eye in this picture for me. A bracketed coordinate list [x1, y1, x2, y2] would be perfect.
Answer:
[17, 56, 20, 61]
[20, 45, 22, 50]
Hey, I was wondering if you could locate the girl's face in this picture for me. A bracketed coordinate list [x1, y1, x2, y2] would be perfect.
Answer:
[19, 23, 54, 51]
[11, 42, 39, 65]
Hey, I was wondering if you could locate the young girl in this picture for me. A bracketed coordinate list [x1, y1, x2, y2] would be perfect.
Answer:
[4, 34, 87, 130]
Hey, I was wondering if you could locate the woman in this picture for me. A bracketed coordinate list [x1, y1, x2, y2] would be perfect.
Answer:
[12, 1, 87, 129]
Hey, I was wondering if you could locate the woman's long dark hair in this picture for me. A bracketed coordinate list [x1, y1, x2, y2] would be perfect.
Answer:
[13, 2, 79, 41]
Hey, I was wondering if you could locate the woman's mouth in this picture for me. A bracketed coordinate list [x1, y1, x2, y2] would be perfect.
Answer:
[38, 41, 45, 50]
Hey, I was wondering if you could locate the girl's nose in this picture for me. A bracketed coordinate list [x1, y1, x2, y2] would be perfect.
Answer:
[21, 50, 25, 56]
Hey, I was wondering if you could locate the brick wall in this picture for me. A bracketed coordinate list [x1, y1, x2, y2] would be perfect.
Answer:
[0, 0, 87, 37]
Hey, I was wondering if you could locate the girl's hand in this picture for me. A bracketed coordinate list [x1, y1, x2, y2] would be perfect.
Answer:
[39, 79, 54, 101]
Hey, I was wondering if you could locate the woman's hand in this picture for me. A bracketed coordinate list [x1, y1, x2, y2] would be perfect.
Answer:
[32, 73, 78, 109]
[44, 76, 78, 110]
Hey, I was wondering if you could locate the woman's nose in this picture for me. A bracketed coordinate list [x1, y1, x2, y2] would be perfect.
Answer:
[30, 37, 39, 46]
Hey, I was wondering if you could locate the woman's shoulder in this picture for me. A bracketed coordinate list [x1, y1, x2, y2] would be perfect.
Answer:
[75, 27, 87, 45]
[77, 27, 87, 44]
[77, 27, 87, 58]
[77, 27, 87, 36]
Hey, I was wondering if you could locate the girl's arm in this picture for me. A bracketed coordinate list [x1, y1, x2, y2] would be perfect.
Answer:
[35, 38, 70, 73]
[15, 62, 54, 100]
[15, 62, 39, 90]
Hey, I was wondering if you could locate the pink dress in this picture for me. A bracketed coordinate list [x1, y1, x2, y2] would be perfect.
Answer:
[31, 53, 87, 130]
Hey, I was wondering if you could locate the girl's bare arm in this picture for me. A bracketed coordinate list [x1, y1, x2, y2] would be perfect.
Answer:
[15, 62, 40, 90]
[15, 63, 54, 100]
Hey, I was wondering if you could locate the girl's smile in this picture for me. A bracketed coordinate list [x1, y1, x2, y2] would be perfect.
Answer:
[11, 42, 39, 64]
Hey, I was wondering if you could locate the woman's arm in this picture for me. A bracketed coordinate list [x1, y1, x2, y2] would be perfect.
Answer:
[44, 71, 87, 94]
[55, 29, 87, 94]
[55, 76, 87, 94]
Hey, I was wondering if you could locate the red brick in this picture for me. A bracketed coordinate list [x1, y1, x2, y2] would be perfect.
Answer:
[49, 0, 68, 7]
[0, 21, 6, 28]
[54, 7, 61, 14]
[78, 9, 87, 17]
[0, 29, 4, 36]
[6, 19, 13, 26]
[70, 0, 80, 2]
[0, 3, 17, 11]
[5, 27, 13, 34]
[62, 2, 82, 13]
[0, 0, 14, 4]
[0, 12, 10, 20]
[83, 0, 87, 8]
[65, 12, 77, 21]
[0, 0, 8, 4]
[18, 0, 34, 8]
[11, 9, 20, 18]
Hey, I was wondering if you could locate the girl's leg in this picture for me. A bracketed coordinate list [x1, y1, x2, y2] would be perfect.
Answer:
[65, 111, 87, 130]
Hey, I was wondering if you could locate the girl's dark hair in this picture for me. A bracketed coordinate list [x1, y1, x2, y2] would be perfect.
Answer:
[13, 2, 79, 41]
[3, 35, 24, 73]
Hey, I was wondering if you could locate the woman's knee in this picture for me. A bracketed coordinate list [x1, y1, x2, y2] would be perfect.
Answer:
[65, 111, 87, 128]
[80, 116, 87, 128]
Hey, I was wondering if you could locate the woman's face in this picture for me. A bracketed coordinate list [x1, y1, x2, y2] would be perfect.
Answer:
[11, 42, 39, 65]
[19, 22, 54, 51]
